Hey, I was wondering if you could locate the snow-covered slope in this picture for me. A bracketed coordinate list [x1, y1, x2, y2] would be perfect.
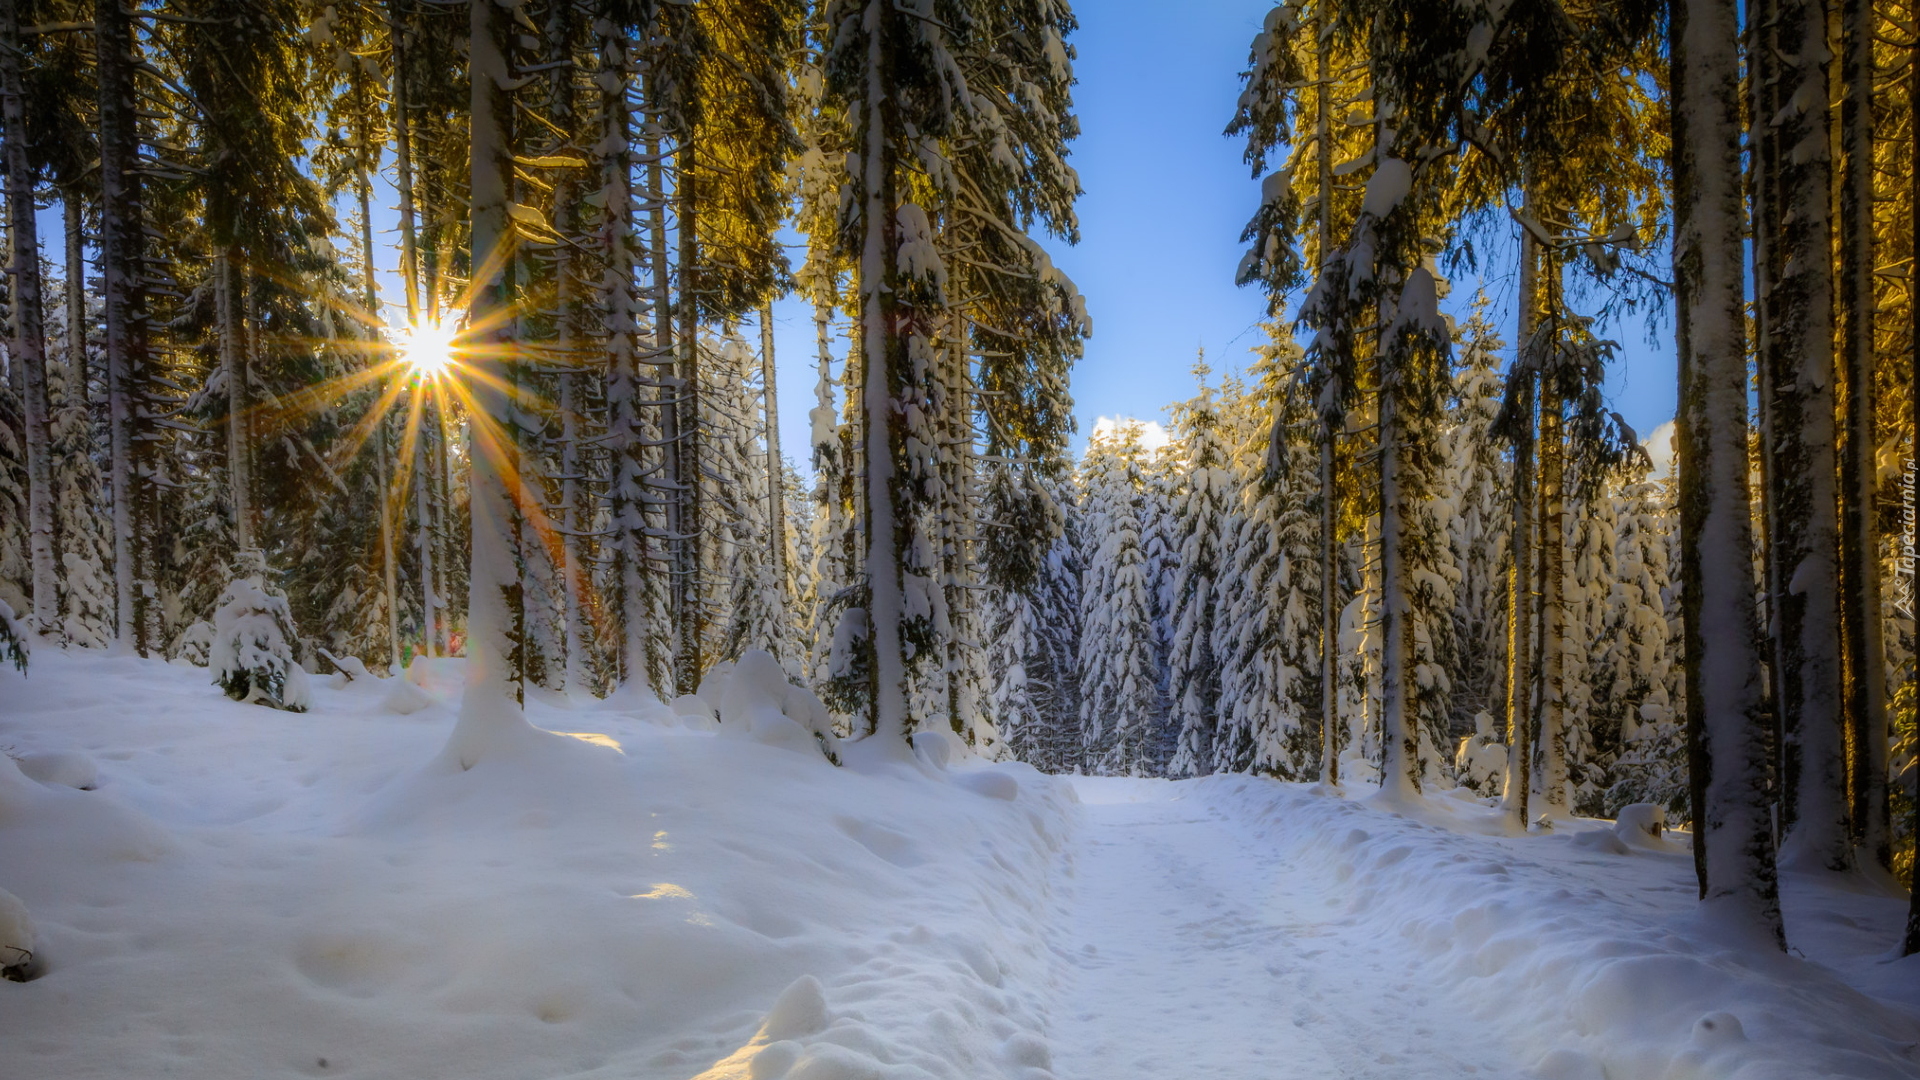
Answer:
[1196, 776, 1920, 1080]
[0, 649, 1073, 1080]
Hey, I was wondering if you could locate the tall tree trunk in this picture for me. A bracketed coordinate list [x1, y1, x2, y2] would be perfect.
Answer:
[1314, 5, 1340, 786]
[1378, 356, 1418, 799]
[215, 251, 252, 553]
[1504, 226, 1539, 830]
[355, 144, 401, 670]
[389, 0, 421, 328]
[646, 95, 684, 695]
[1761, 0, 1851, 872]
[62, 196, 85, 408]
[676, 115, 704, 694]
[547, 7, 585, 695]
[2, 2, 57, 634]
[451, 0, 529, 755]
[390, 1, 437, 660]
[601, 24, 648, 689]
[96, 0, 149, 654]
[1672, 0, 1785, 945]
[1838, 0, 1891, 871]
[858, 1, 911, 742]
[762, 300, 787, 619]
[1538, 375, 1567, 813]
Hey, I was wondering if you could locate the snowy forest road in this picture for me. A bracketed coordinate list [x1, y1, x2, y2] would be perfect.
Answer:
[1048, 778, 1527, 1080]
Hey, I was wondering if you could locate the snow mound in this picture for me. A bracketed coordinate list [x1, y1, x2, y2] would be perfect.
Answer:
[0, 647, 1076, 1079]
[15, 750, 97, 790]
[1200, 776, 1920, 1080]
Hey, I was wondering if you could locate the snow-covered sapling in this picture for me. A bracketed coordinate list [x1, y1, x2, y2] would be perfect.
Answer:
[0, 886, 33, 981]
[0, 598, 27, 672]
[209, 552, 311, 712]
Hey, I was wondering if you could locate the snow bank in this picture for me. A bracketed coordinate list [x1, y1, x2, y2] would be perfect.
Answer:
[1197, 776, 1920, 1080]
[0, 649, 1075, 1079]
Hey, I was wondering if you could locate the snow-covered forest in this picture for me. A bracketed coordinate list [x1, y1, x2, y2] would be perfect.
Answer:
[1, 0, 1918, 1077]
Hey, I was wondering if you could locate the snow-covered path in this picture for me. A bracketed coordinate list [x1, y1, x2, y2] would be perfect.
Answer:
[1050, 778, 1526, 1080]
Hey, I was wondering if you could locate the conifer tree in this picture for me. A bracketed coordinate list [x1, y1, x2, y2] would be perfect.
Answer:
[1166, 365, 1232, 778]
[1078, 423, 1163, 775]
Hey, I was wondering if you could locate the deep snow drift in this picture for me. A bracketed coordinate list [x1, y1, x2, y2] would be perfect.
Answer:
[2, 649, 1916, 1080]
[0, 649, 1072, 1079]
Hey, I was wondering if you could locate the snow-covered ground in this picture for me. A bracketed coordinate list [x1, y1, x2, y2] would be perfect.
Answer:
[3, 650, 1916, 1079]
[0, 649, 1072, 1079]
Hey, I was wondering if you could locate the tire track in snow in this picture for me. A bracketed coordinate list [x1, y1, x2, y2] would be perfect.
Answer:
[1048, 777, 1528, 1080]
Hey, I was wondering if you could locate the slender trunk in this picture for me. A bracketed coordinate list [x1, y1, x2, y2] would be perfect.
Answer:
[1504, 226, 1538, 830]
[62, 196, 85, 408]
[547, 8, 585, 694]
[1318, 435, 1338, 784]
[860, 2, 910, 741]
[600, 27, 648, 688]
[646, 104, 684, 694]
[762, 300, 787, 615]
[1749, 0, 1789, 845]
[355, 144, 401, 670]
[96, 0, 148, 653]
[1763, 0, 1850, 871]
[1377, 357, 1418, 798]
[215, 251, 252, 553]
[1838, 0, 1891, 870]
[676, 123, 703, 693]
[389, 0, 421, 328]
[453, 0, 527, 745]
[2, 3, 57, 634]
[1314, 8, 1339, 786]
[1672, 0, 1784, 943]
[1539, 376, 1567, 812]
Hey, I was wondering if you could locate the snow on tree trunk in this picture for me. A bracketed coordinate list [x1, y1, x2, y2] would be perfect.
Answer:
[95, 0, 151, 655]
[0, 3, 56, 636]
[447, 0, 535, 765]
[762, 301, 788, 638]
[1672, 0, 1784, 944]
[1758, 0, 1851, 874]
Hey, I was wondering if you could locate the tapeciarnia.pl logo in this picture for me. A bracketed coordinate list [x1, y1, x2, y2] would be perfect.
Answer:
[1898, 459, 1916, 621]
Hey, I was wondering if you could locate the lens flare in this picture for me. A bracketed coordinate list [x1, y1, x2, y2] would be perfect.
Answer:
[393, 319, 459, 379]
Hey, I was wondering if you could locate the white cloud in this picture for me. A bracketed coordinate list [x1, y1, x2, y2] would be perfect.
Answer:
[1090, 415, 1171, 452]
[1643, 419, 1676, 480]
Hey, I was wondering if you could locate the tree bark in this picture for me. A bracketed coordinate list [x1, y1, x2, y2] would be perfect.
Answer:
[762, 300, 787, 615]
[1504, 227, 1538, 830]
[858, 0, 911, 742]
[62, 196, 85, 408]
[1314, 4, 1340, 787]
[1760, 0, 1850, 872]
[1837, 0, 1891, 871]
[453, 0, 527, 741]
[1538, 374, 1567, 813]
[2, 1, 57, 634]
[95, 0, 150, 654]
[1672, 0, 1785, 944]
[675, 95, 703, 695]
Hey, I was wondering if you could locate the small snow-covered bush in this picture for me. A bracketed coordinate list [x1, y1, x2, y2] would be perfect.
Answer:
[0, 886, 34, 981]
[209, 553, 311, 712]
[0, 597, 27, 672]
[1453, 711, 1506, 796]
[172, 620, 216, 667]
